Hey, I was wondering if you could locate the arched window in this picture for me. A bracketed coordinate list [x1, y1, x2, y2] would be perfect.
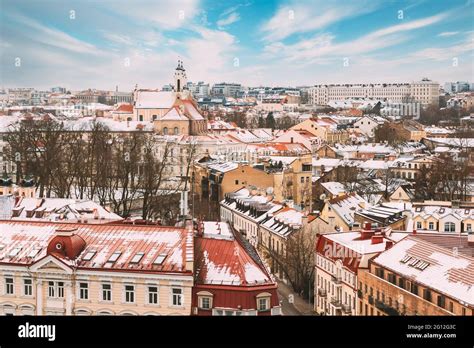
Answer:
[444, 222, 455, 232]
[163, 127, 168, 135]
[174, 127, 179, 135]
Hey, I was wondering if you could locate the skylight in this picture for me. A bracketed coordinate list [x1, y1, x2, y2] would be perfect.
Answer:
[83, 250, 97, 261]
[9, 247, 22, 257]
[130, 252, 144, 264]
[108, 251, 122, 263]
[27, 248, 41, 258]
[153, 254, 167, 265]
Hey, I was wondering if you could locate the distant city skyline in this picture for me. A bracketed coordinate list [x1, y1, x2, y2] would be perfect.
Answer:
[1, 0, 473, 90]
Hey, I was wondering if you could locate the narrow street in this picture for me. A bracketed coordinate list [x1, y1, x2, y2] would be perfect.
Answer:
[276, 280, 315, 316]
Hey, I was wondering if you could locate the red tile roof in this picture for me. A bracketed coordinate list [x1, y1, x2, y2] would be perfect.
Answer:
[0, 221, 192, 275]
[194, 231, 274, 287]
[114, 104, 133, 113]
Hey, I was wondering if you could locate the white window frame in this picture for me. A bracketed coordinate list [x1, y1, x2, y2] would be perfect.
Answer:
[256, 292, 271, 312]
[124, 284, 135, 303]
[5, 277, 14, 295]
[78, 282, 89, 300]
[171, 287, 183, 307]
[147, 285, 159, 305]
[23, 278, 33, 297]
[101, 283, 112, 302]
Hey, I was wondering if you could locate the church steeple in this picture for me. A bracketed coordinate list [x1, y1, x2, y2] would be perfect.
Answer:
[174, 59, 187, 92]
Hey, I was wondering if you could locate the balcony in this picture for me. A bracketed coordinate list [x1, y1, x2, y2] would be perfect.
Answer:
[342, 304, 352, 314]
[318, 288, 327, 297]
[357, 289, 363, 299]
[375, 299, 399, 316]
[331, 275, 342, 285]
[330, 297, 342, 308]
[368, 295, 374, 305]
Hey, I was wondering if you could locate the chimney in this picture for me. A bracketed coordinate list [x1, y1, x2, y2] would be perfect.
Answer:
[371, 235, 384, 244]
[385, 241, 393, 249]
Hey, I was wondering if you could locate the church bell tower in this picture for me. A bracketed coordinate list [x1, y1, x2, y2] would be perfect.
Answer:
[174, 60, 187, 93]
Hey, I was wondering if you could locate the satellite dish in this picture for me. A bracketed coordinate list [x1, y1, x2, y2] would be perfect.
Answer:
[319, 193, 327, 200]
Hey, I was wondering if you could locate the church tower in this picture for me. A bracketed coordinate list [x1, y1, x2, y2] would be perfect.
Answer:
[174, 60, 187, 93]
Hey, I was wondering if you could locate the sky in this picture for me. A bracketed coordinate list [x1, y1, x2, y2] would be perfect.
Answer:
[0, 0, 473, 90]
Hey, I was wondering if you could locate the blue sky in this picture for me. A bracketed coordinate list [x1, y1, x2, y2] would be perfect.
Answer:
[1, 0, 473, 90]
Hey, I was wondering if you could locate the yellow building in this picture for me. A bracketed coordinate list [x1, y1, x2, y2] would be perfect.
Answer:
[358, 234, 473, 316]
[0, 221, 194, 316]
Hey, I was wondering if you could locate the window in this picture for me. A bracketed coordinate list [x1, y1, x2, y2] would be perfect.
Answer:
[235, 180, 239, 185]
[428, 222, 434, 230]
[258, 297, 270, 311]
[153, 254, 167, 265]
[130, 252, 144, 264]
[148, 286, 158, 305]
[79, 283, 89, 300]
[57, 282, 64, 298]
[163, 127, 168, 135]
[23, 278, 32, 296]
[466, 224, 472, 232]
[48, 281, 64, 298]
[102, 283, 112, 302]
[444, 222, 455, 232]
[48, 281, 55, 297]
[416, 221, 422, 229]
[199, 296, 212, 310]
[437, 295, 445, 309]
[139, 115, 143, 122]
[108, 251, 122, 263]
[423, 289, 432, 302]
[152, 115, 157, 121]
[5, 277, 14, 295]
[174, 127, 179, 135]
[171, 288, 183, 306]
[125, 285, 135, 303]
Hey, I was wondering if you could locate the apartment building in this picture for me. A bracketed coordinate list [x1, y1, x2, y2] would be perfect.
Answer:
[314, 225, 406, 316]
[0, 221, 194, 316]
[220, 188, 283, 248]
[411, 202, 474, 234]
[309, 79, 439, 106]
[358, 233, 473, 316]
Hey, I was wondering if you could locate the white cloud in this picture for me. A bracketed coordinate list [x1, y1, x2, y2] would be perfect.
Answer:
[261, 0, 380, 41]
[217, 12, 240, 28]
[8, 13, 101, 55]
[438, 31, 459, 37]
[262, 12, 449, 64]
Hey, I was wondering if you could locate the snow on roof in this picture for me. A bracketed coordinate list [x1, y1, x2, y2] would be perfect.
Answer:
[208, 162, 239, 173]
[261, 207, 305, 238]
[328, 194, 368, 226]
[195, 223, 273, 286]
[321, 181, 346, 196]
[0, 221, 190, 273]
[161, 106, 188, 121]
[412, 204, 474, 221]
[372, 235, 474, 306]
[425, 137, 474, 148]
[12, 197, 122, 222]
[135, 90, 175, 109]
[324, 231, 397, 255]
[267, 156, 297, 166]
[202, 221, 233, 240]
